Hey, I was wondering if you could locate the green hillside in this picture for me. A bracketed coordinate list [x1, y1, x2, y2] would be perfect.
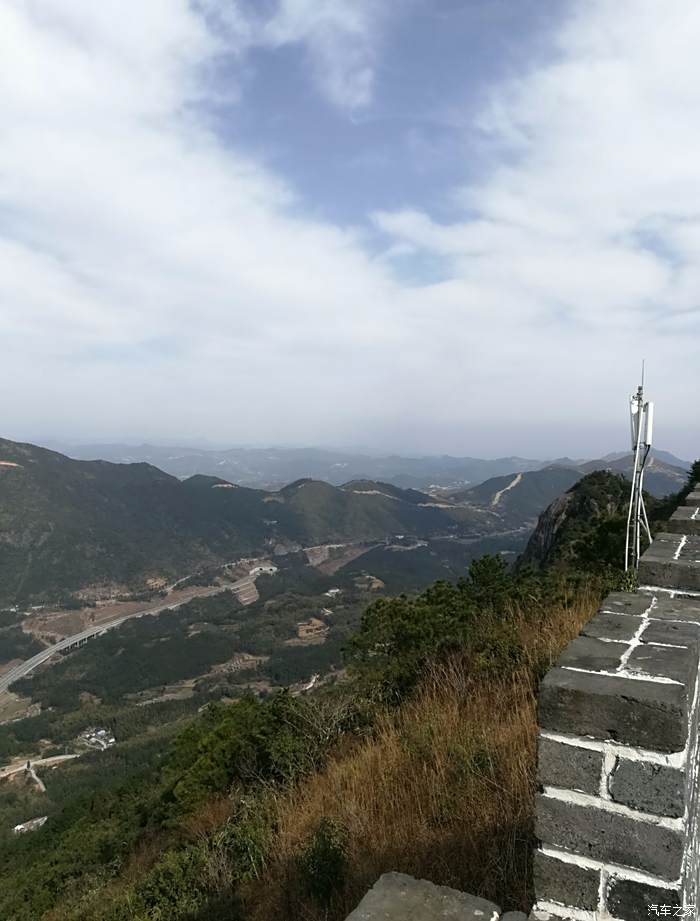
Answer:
[580, 453, 687, 498]
[454, 465, 582, 525]
[0, 440, 492, 604]
[452, 457, 685, 535]
[517, 468, 686, 572]
[0, 439, 262, 603]
[518, 471, 631, 570]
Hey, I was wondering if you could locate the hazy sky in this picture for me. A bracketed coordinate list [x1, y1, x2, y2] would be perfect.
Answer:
[1, 1, 698, 458]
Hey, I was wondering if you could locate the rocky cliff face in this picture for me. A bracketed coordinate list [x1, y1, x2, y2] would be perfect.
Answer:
[518, 471, 631, 569]
[518, 492, 575, 567]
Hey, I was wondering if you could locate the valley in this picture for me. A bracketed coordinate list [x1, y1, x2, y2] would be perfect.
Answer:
[1, 437, 687, 610]
[0, 437, 687, 739]
[0, 439, 689, 846]
[0, 526, 528, 745]
[0, 576, 255, 696]
[0, 435, 695, 921]
[0, 438, 509, 606]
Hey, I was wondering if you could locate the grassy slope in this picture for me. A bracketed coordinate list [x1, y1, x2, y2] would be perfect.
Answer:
[240, 586, 599, 919]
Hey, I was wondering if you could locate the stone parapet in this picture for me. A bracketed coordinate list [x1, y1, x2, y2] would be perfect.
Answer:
[665, 505, 700, 535]
[639, 533, 700, 592]
[533, 586, 700, 920]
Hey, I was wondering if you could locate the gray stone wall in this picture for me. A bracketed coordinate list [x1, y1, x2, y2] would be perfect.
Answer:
[533, 487, 700, 921]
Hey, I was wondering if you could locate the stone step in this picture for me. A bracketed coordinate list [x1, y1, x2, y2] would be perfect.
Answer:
[344, 873, 502, 920]
[638, 532, 700, 591]
[664, 504, 700, 534]
[683, 490, 700, 506]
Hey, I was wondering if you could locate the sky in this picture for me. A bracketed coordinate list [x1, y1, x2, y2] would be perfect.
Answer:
[0, 0, 698, 459]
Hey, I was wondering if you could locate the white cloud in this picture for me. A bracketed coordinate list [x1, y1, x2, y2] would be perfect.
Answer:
[261, 0, 380, 109]
[373, 0, 700, 452]
[0, 0, 402, 441]
[0, 0, 698, 457]
[194, 0, 382, 111]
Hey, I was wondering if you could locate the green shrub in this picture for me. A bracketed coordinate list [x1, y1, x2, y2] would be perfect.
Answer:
[133, 846, 208, 920]
[214, 800, 272, 882]
[163, 692, 340, 812]
[346, 556, 525, 700]
[298, 818, 348, 908]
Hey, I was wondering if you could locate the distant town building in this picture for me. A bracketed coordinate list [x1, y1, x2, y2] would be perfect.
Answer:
[295, 618, 328, 642]
[79, 727, 116, 750]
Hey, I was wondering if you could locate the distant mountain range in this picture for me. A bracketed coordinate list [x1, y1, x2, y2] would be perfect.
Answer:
[0, 439, 502, 604]
[52, 442, 547, 491]
[448, 454, 687, 531]
[578, 452, 688, 498]
[452, 466, 585, 526]
[49, 442, 692, 492]
[0, 438, 690, 605]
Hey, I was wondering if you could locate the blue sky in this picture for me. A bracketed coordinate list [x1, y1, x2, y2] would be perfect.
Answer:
[210, 1, 566, 228]
[1, 1, 698, 458]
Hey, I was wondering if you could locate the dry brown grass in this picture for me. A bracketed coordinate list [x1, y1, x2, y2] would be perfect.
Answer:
[241, 583, 599, 921]
[41, 580, 599, 921]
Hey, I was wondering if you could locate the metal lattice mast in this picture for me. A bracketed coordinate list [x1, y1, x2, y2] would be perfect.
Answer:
[624, 369, 654, 571]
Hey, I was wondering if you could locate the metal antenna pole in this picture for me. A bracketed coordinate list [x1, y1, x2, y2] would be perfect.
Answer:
[625, 367, 654, 571]
[625, 385, 644, 570]
[641, 496, 652, 542]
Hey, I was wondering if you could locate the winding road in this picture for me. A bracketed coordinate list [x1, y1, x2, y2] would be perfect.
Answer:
[0, 578, 253, 695]
[490, 472, 523, 507]
[0, 753, 78, 781]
